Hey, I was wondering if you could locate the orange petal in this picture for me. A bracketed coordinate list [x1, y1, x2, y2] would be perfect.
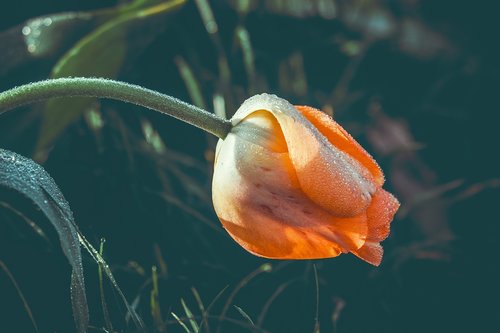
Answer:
[295, 105, 384, 186]
[351, 188, 400, 265]
[231, 94, 377, 218]
[352, 243, 384, 266]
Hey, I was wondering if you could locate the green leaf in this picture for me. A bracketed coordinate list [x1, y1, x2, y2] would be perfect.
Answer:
[0, 11, 112, 76]
[0, 0, 160, 75]
[263, 0, 337, 19]
[0, 149, 88, 333]
[171, 311, 192, 333]
[181, 298, 200, 333]
[233, 305, 255, 327]
[35, 0, 187, 160]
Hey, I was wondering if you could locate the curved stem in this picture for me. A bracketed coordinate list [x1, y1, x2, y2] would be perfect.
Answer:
[0, 77, 232, 139]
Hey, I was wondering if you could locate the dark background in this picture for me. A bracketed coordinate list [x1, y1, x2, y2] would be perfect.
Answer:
[1, 0, 499, 332]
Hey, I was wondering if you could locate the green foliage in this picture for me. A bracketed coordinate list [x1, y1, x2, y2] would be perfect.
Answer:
[36, 0, 186, 161]
[0, 149, 88, 333]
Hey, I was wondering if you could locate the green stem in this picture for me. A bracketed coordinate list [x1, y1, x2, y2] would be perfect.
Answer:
[0, 77, 232, 139]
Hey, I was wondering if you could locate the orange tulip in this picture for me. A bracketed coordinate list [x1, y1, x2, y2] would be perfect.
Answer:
[212, 94, 399, 266]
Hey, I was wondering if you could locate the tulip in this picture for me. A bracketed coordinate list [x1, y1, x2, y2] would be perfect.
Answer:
[212, 94, 399, 266]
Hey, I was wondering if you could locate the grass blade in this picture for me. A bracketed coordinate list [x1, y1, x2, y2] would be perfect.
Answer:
[98, 238, 113, 332]
[77, 231, 145, 330]
[171, 311, 192, 333]
[151, 265, 166, 331]
[313, 264, 320, 333]
[233, 305, 255, 327]
[182, 298, 200, 333]
[218, 263, 272, 331]
[175, 56, 207, 109]
[192, 287, 210, 333]
[234, 25, 257, 93]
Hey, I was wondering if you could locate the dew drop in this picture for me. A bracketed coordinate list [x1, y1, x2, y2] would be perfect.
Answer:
[22, 26, 31, 35]
[206, 21, 218, 34]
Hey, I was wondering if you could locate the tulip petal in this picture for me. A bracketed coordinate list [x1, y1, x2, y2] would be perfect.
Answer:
[232, 94, 376, 217]
[352, 188, 400, 265]
[295, 105, 384, 186]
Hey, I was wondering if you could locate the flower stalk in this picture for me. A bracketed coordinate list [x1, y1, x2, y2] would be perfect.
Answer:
[0, 77, 232, 139]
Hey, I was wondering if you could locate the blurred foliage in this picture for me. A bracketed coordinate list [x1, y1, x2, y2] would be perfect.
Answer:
[38, 0, 186, 161]
[1, 0, 500, 332]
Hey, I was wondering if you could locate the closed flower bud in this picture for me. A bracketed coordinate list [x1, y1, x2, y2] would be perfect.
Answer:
[212, 94, 399, 265]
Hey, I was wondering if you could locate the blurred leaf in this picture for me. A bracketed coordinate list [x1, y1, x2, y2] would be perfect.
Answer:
[193, 0, 232, 91]
[20, 12, 111, 59]
[141, 118, 167, 154]
[225, 0, 259, 16]
[263, 0, 337, 19]
[35, 0, 187, 161]
[279, 51, 308, 97]
[0, 0, 163, 75]
[0, 149, 88, 333]
[151, 266, 165, 331]
[0, 12, 110, 76]
[175, 56, 208, 109]
[233, 305, 255, 327]
[340, 0, 396, 39]
[367, 107, 454, 241]
[234, 25, 259, 94]
[399, 18, 452, 59]
[171, 311, 192, 333]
